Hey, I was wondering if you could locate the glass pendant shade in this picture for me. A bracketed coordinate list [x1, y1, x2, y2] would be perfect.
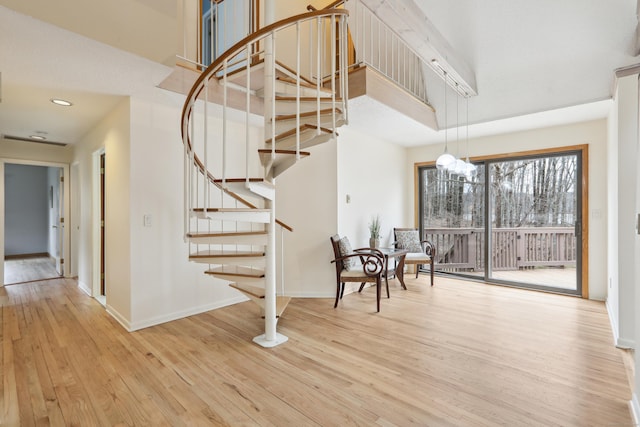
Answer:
[453, 158, 467, 175]
[436, 151, 456, 170]
[464, 161, 477, 179]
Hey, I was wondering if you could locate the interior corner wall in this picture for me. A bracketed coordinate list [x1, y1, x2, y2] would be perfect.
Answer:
[615, 74, 637, 349]
[72, 98, 132, 326]
[406, 119, 609, 301]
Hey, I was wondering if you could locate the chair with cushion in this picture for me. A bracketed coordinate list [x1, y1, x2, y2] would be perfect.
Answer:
[393, 228, 436, 286]
[330, 234, 386, 312]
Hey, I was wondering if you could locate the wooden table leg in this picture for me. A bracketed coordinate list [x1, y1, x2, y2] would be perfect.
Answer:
[384, 255, 390, 298]
[397, 255, 407, 290]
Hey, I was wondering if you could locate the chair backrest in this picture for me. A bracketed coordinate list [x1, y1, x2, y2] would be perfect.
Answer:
[330, 234, 345, 273]
[394, 227, 436, 258]
[394, 227, 424, 253]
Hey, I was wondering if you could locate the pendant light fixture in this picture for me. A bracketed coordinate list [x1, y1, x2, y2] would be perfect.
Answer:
[463, 94, 477, 179]
[452, 83, 467, 175]
[436, 71, 455, 171]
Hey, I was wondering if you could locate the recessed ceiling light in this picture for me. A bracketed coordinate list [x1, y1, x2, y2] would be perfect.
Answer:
[29, 135, 47, 140]
[50, 98, 73, 107]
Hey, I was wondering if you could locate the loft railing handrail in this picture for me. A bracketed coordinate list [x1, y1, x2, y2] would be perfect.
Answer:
[181, 9, 349, 233]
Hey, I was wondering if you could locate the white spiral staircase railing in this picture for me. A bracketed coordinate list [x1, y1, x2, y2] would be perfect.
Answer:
[180, 9, 349, 347]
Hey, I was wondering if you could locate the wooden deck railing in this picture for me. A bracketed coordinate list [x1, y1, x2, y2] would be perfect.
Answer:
[424, 227, 576, 272]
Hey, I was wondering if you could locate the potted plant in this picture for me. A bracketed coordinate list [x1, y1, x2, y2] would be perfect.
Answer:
[368, 215, 381, 248]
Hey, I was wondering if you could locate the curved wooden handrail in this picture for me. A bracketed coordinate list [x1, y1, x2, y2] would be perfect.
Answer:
[181, 9, 348, 233]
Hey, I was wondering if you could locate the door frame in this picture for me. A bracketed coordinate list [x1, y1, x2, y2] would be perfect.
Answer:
[92, 149, 106, 299]
[0, 158, 70, 287]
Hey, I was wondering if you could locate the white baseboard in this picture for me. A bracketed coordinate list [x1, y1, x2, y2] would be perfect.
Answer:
[106, 304, 133, 331]
[127, 295, 248, 332]
[606, 297, 619, 344]
[77, 280, 92, 297]
[630, 393, 640, 426]
[618, 337, 636, 350]
[606, 298, 636, 349]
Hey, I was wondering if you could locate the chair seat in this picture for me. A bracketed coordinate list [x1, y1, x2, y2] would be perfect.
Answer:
[405, 253, 431, 262]
[340, 270, 378, 280]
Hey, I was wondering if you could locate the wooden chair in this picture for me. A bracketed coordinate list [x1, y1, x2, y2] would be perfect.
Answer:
[393, 228, 436, 286]
[330, 234, 386, 312]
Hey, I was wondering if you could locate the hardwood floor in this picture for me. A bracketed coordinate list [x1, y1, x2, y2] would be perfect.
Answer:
[0, 276, 633, 426]
[4, 256, 60, 285]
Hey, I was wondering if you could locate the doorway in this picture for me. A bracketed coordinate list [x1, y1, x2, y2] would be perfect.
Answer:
[418, 146, 586, 296]
[2, 160, 70, 286]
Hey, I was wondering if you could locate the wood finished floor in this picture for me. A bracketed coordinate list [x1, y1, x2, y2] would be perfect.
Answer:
[4, 256, 60, 285]
[0, 276, 633, 426]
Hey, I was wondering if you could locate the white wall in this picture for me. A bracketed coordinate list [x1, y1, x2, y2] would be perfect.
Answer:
[406, 119, 609, 301]
[72, 99, 132, 323]
[277, 137, 338, 297]
[607, 94, 620, 341]
[337, 125, 407, 247]
[4, 163, 49, 256]
[614, 75, 637, 348]
[2, 0, 177, 66]
[127, 97, 249, 330]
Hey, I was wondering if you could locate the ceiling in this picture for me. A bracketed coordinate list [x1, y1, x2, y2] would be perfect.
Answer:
[0, 5, 173, 146]
[0, 1, 638, 148]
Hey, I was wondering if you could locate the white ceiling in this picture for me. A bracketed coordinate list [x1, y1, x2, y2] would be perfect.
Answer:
[0, 5, 173, 145]
[348, 0, 639, 146]
[0, 1, 638, 147]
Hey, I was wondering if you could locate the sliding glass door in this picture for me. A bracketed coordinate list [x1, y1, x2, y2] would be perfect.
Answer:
[418, 149, 582, 295]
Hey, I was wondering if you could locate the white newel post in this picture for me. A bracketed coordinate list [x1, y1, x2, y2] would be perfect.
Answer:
[253, 0, 288, 348]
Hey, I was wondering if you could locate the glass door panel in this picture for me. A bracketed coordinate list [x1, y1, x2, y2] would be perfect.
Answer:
[488, 154, 580, 293]
[420, 164, 486, 278]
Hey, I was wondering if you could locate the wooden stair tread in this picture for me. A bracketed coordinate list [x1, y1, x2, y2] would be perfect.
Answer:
[274, 108, 343, 122]
[192, 208, 270, 213]
[207, 266, 265, 279]
[276, 95, 343, 102]
[274, 61, 315, 86]
[187, 231, 267, 238]
[267, 124, 333, 144]
[229, 283, 266, 298]
[190, 250, 266, 258]
[272, 296, 291, 318]
[213, 178, 268, 183]
[258, 149, 310, 156]
[276, 76, 333, 94]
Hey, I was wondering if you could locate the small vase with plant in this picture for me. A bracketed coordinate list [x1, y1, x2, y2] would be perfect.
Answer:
[368, 215, 381, 248]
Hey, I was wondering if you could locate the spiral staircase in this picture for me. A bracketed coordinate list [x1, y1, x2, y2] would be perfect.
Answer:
[180, 9, 349, 347]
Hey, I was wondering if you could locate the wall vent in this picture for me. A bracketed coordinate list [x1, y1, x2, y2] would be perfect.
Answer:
[1, 134, 67, 147]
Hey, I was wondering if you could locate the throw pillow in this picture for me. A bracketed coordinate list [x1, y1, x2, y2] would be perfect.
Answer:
[338, 236, 355, 271]
[396, 230, 423, 253]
